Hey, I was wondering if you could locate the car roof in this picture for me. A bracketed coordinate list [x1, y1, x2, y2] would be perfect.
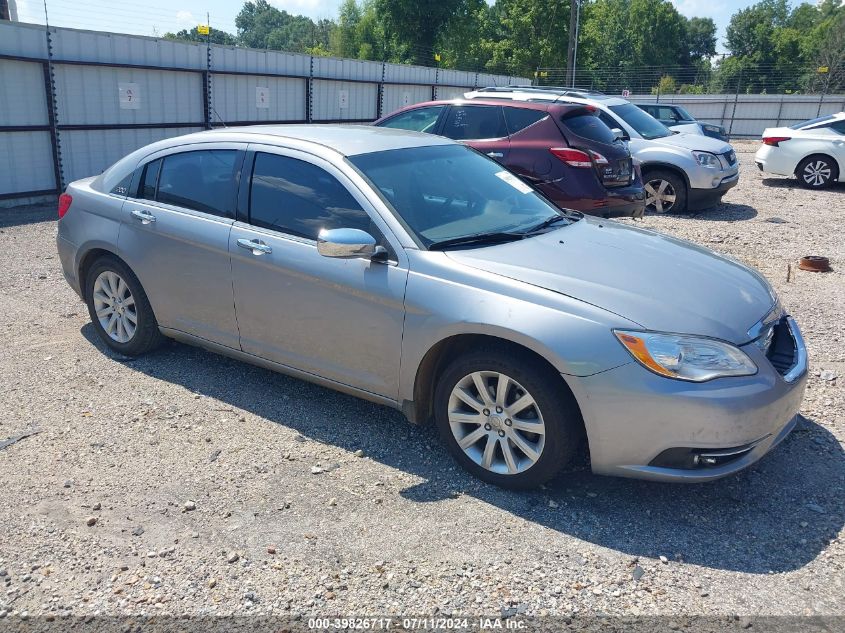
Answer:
[169, 124, 454, 156]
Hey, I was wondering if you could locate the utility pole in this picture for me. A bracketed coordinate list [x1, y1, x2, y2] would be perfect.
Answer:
[565, 0, 580, 88]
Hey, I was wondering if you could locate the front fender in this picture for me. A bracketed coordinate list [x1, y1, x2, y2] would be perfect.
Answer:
[397, 251, 637, 404]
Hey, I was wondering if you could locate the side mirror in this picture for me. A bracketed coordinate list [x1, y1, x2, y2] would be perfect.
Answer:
[317, 227, 377, 259]
[611, 128, 628, 141]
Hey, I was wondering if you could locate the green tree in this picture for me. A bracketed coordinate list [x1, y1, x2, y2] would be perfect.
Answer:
[375, 0, 471, 66]
[333, 0, 362, 58]
[684, 16, 716, 61]
[479, 0, 569, 77]
[163, 26, 237, 46]
[235, 0, 333, 53]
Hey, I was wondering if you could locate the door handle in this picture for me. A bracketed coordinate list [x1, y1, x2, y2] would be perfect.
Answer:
[130, 209, 156, 224]
[487, 152, 504, 158]
[237, 238, 272, 255]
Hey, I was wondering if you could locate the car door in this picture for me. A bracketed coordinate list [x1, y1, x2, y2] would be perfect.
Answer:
[117, 144, 244, 349]
[441, 104, 510, 163]
[228, 145, 408, 399]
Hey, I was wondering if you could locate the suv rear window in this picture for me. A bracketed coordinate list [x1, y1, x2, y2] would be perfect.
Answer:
[560, 114, 616, 145]
[504, 107, 548, 135]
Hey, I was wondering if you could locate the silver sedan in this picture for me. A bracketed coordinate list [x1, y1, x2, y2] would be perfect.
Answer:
[56, 125, 807, 488]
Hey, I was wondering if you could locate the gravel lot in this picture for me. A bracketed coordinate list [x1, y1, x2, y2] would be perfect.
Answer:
[0, 141, 843, 625]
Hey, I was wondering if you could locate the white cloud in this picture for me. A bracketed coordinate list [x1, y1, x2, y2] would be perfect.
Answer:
[176, 10, 196, 27]
[268, 0, 338, 19]
[669, 0, 728, 19]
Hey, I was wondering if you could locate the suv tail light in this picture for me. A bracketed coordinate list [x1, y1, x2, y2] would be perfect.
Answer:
[58, 193, 73, 219]
[762, 136, 790, 146]
[550, 147, 608, 168]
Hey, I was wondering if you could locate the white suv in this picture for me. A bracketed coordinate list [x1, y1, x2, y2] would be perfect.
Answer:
[466, 87, 740, 214]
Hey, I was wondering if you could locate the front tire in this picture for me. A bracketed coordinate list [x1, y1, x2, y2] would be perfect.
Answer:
[85, 256, 163, 356]
[434, 347, 582, 489]
[644, 170, 687, 214]
[796, 155, 838, 189]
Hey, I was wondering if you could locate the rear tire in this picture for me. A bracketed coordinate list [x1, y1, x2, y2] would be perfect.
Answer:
[644, 169, 687, 214]
[796, 155, 838, 189]
[85, 255, 164, 357]
[434, 346, 582, 489]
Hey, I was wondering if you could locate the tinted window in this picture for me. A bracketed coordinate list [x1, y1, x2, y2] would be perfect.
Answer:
[657, 106, 680, 121]
[249, 153, 373, 240]
[442, 106, 507, 140]
[350, 144, 567, 248]
[504, 107, 548, 135]
[609, 103, 671, 139]
[830, 120, 845, 134]
[156, 150, 239, 217]
[561, 114, 616, 144]
[380, 106, 444, 133]
[598, 111, 623, 133]
[140, 159, 161, 200]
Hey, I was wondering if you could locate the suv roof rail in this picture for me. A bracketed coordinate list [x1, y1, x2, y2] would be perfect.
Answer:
[473, 86, 608, 99]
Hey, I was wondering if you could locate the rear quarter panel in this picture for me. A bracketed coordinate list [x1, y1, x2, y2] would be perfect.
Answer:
[57, 178, 125, 297]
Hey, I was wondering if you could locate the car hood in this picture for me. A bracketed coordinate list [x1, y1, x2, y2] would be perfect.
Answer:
[445, 218, 775, 343]
[651, 131, 732, 154]
[668, 122, 702, 136]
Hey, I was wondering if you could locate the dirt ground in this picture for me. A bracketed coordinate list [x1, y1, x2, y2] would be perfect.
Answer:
[0, 140, 843, 625]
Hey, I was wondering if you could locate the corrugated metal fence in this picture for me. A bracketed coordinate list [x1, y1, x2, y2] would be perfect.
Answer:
[0, 21, 528, 201]
[629, 93, 845, 138]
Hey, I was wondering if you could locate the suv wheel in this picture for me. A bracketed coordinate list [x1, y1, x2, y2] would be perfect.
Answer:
[85, 256, 164, 356]
[796, 155, 837, 189]
[644, 170, 686, 213]
[434, 347, 581, 489]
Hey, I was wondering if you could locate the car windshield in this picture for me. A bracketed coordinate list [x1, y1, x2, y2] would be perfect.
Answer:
[790, 115, 835, 130]
[349, 144, 573, 249]
[609, 103, 672, 139]
[674, 106, 695, 121]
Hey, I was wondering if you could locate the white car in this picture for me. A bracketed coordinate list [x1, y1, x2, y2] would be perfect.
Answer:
[756, 112, 845, 189]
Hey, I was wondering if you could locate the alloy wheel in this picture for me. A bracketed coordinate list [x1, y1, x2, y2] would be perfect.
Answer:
[447, 371, 546, 475]
[92, 271, 137, 343]
[802, 160, 832, 187]
[644, 178, 677, 213]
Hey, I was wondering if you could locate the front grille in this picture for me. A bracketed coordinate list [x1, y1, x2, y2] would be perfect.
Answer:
[723, 150, 737, 166]
[767, 318, 797, 376]
[600, 157, 633, 188]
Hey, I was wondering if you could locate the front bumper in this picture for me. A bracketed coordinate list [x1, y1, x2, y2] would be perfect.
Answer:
[687, 172, 739, 211]
[566, 318, 808, 482]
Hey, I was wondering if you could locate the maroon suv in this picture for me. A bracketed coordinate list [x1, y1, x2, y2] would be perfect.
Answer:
[374, 99, 645, 217]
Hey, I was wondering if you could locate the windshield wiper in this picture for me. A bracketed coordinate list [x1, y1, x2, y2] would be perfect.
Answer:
[524, 214, 572, 234]
[428, 232, 526, 251]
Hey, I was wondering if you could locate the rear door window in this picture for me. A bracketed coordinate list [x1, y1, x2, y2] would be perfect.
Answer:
[380, 106, 445, 134]
[503, 107, 548, 135]
[155, 150, 239, 217]
[562, 114, 617, 144]
[442, 105, 507, 140]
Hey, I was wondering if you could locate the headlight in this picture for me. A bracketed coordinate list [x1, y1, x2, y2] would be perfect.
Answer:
[692, 151, 720, 168]
[614, 330, 757, 382]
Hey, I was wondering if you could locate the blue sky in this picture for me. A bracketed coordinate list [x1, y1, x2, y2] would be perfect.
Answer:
[14, 0, 767, 53]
